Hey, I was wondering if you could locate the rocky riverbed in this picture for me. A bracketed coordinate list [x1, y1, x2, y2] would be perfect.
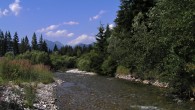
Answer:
[115, 74, 169, 88]
[0, 78, 64, 110]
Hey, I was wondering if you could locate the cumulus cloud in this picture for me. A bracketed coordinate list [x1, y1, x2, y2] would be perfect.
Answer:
[45, 30, 74, 37]
[109, 24, 115, 29]
[0, 9, 9, 17]
[68, 34, 95, 46]
[9, 0, 22, 16]
[67, 33, 74, 37]
[37, 24, 60, 33]
[89, 10, 106, 21]
[37, 21, 77, 37]
[64, 21, 79, 25]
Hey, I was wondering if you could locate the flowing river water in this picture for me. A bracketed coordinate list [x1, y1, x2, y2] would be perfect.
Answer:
[54, 71, 195, 110]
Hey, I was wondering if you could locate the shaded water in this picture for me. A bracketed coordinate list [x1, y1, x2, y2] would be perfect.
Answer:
[55, 72, 195, 110]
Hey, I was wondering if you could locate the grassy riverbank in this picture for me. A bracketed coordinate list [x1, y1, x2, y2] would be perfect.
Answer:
[0, 57, 54, 108]
[0, 57, 53, 84]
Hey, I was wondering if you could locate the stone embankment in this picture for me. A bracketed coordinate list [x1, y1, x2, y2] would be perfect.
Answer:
[115, 74, 169, 88]
[0, 78, 64, 110]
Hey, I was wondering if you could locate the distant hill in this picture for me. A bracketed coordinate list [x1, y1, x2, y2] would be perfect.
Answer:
[45, 40, 64, 50]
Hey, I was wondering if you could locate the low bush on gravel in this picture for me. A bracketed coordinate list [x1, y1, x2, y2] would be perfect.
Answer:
[0, 57, 53, 84]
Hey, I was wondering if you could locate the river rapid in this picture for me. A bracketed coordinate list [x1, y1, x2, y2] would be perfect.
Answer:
[54, 69, 195, 110]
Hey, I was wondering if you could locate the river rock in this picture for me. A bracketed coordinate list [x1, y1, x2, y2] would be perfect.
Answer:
[143, 80, 150, 84]
[190, 98, 194, 101]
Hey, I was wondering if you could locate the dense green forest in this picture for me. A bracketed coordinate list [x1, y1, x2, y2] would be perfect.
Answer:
[0, 0, 194, 99]
[78, 0, 195, 99]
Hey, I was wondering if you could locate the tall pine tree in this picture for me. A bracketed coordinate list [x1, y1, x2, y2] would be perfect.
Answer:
[53, 44, 58, 52]
[42, 40, 48, 52]
[24, 36, 30, 51]
[0, 30, 4, 56]
[6, 31, 13, 52]
[39, 34, 44, 51]
[13, 32, 19, 55]
[31, 33, 38, 50]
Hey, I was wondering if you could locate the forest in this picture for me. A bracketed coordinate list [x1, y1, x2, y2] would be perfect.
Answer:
[0, 0, 194, 100]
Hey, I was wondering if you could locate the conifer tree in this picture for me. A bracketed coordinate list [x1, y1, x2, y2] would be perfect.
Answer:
[6, 31, 13, 52]
[13, 32, 19, 55]
[42, 40, 48, 52]
[24, 36, 30, 51]
[20, 38, 26, 53]
[39, 34, 44, 51]
[53, 44, 58, 52]
[0, 31, 4, 56]
[31, 33, 38, 50]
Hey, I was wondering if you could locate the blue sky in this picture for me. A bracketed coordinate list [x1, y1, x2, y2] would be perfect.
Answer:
[0, 0, 120, 46]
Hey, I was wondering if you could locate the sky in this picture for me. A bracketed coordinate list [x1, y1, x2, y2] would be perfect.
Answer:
[0, 0, 120, 46]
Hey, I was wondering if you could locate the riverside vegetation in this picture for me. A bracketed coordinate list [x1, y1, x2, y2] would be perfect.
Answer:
[0, 0, 194, 108]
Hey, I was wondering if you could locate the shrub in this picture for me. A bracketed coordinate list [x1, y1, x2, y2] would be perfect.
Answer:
[24, 85, 36, 108]
[17, 51, 50, 65]
[5, 52, 14, 60]
[101, 56, 117, 76]
[50, 52, 77, 70]
[77, 59, 91, 71]
[116, 65, 130, 75]
[77, 50, 103, 73]
[0, 58, 53, 83]
[32, 64, 53, 84]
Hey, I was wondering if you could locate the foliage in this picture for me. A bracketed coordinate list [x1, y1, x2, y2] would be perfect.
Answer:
[116, 66, 130, 75]
[108, 0, 195, 97]
[17, 51, 50, 65]
[0, 58, 53, 83]
[77, 59, 91, 71]
[5, 52, 15, 60]
[13, 32, 19, 55]
[24, 85, 36, 108]
[101, 56, 117, 76]
[77, 50, 102, 73]
[50, 52, 77, 70]
[31, 32, 38, 50]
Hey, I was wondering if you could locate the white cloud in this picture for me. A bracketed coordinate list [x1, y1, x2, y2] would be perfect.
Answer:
[67, 33, 74, 37]
[109, 24, 115, 29]
[0, 9, 9, 17]
[9, 0, 22, 16]
[46, 30, 74, 37]
[37, 22, 77, 37]
[68, 34, 95, 46]
[89, 10, 106, 21]
[37, 24, 60, 33]
[64, 21, 79, 25]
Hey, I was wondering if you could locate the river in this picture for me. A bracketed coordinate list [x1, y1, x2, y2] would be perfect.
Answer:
[54, 71, 195, 110]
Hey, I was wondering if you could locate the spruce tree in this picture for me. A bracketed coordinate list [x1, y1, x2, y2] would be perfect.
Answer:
[95, 24, 105, 54]
[6, 31, 13, 52]
[3, 31, 8, 54]
[42, 40, 48, 52]
[13, 32, 19, 55]
[31, 33, 38, 50]
[39, 34, 43, 51]
[53, 44, 58, 52]
[24, 36, 30, 51]
[20, 38, 26, 53]
[0, 31, 4, 56]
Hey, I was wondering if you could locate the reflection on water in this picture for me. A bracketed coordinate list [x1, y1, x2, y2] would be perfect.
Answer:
[55, 72, 195, 110]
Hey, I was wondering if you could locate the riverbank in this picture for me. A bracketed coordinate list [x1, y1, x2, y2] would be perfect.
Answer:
[66, 69, 169, 88]
[115, 74, 169, 88]
[0, 78, 64, 110]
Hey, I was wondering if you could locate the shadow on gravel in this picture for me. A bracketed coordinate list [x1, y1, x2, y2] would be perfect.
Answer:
[0, 101, 23, 110]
